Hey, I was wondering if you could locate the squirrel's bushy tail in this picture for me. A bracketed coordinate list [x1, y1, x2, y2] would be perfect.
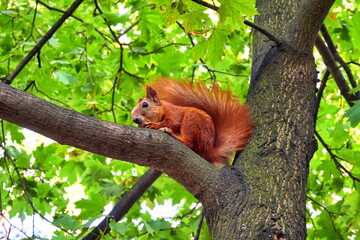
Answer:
[149, 78, 253, 163]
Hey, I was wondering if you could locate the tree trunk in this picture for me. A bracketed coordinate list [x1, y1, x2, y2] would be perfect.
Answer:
[196, 0, 334, 239]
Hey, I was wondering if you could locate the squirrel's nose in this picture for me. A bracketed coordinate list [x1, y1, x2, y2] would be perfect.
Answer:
[133, 117, 141, 124]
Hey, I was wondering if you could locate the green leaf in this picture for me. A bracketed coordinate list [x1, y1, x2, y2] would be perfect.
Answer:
[181, 8, 211, 33]
[36, 183, 52, 198]
[329, 121, 350, 146]
[207, 26, 230, 66]
[103, 12, 131, 26]
[54, 71, 78, 85]
[110, 220, 129, 235]
[53, 214, 80, 231]
[350, 12, 360, 46]
[75, 192, 107, 219]
[344, 100, 360, 127]
[218, 0, 258, 26]
[192, 26, 231, 67]
[5, 145, 22, 159]
[143, 221, 155, 235]
[192, 38, 208, 62]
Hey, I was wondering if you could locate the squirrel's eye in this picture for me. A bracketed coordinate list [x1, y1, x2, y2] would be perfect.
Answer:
[142, 102, 149, 108]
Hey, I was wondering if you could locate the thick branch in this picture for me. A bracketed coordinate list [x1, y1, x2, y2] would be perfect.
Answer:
[320, 25, 359, 97]
[4, 0, 85, 84]
[0, 83, 217, 195]
[294, 0, 335, 51]
[315, 36, 357, 106]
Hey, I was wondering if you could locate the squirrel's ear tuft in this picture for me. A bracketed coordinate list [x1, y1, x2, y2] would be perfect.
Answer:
[146, 86, 160, 103]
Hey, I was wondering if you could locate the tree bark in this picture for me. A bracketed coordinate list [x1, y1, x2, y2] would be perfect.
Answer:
[0, 82, 216, 197]
[198, 0, 334, 239]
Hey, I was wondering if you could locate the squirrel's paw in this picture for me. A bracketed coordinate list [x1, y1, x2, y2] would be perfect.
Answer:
[159, 127, 174, 136]
[144, 122, 158, 129]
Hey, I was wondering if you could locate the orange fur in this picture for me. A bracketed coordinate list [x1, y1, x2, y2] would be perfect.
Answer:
[131, 78, 253, 167]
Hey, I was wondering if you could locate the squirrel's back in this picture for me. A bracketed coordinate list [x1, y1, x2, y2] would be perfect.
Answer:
[149, 78, 253, 163]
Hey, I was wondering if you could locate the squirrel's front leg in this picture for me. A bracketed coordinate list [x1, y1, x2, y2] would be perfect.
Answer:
[145, 123, 185, 143]
[158, 127, 191, 147]
[158, 127, 175, 137]
[143, 121, 163, 129]
[145, 122, 188, 145]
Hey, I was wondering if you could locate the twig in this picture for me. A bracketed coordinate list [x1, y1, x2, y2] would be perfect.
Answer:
[172, 203, 199, 220]
[27, 1, 38, 42]
[123, 69, 144, 82]
[315, 131, 360, 182]
[38, 0, 114, 44]
[191, 0, 219, 11]
[82, 168, 162, 240]
[194, 210, 205, 240]
[3, 149, 72, 234]
[0, 213, 31, 239]
[127, 227, 178, 238]
[23, 81, 75, 110]
[315, 35, 357, 106]
[4, 0, 85, 84]
[118, 19, 141, 39]
[131, 43, 190, 56]
[93, 0, 122, 122]
[348, 61, 360, 67]
[307, 196, 344, 239]
[307, 196, 342, 216]
[209, 69, 248, 77]
[176, 21, 216, 81]
[244, 20, 287, 50]
[84, 36, 94, 93]
[130, 4, 156, 14]
[314, 70, 330, 123]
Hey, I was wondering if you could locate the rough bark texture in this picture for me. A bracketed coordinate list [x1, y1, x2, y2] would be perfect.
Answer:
[197, 0, 334, 239]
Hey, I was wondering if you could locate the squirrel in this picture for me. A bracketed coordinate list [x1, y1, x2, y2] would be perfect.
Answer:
[131, 78, 253, 167]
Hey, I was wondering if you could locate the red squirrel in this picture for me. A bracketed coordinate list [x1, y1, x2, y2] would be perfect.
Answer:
[131, 78, 253, 167]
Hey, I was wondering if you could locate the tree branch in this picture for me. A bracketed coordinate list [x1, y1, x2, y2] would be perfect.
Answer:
[293, 0, 335, 51]
[315, 131, 360, 182]
[320, 25, 359, 98]
[176, 21, 216, 80]
[307, 196, 342, 216]
[315, 70, 330, 123]
[0, 83, 217, 196]
[244, 20, 287, 50]
[131, 43, 190, 56]
[315, 35, 358, 106]
[4, 0, 85, 84]
[37, 0, 84, 22]
[83, 168, 162, 240]
[194, 210, 205, 240]
[3, 148, 72, 234]
[191, 0, 219, 11]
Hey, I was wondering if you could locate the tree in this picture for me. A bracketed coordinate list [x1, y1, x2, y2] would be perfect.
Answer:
[0, 0, 359, 239]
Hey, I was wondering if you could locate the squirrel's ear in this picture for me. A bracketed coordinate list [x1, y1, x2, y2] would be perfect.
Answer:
[146, 86, 160, 103]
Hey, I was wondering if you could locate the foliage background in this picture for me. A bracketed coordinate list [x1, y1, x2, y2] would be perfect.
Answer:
[0, 0, 359, 239]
